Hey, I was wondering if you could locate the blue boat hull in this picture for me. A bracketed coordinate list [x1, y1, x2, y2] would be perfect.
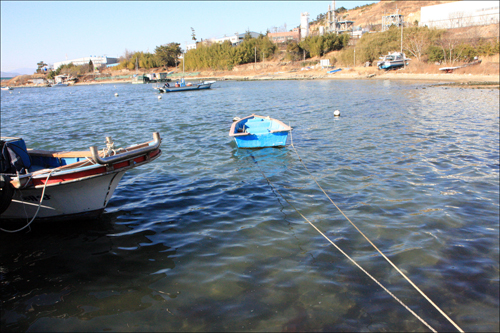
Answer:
[156, 83, 212, 93]
[229, 114, 292, 149]
[378, 62, 405, 70]
[234, 131, 289, 148]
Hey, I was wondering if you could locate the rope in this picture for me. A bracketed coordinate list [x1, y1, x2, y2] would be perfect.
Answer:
[1, 170, 54, 233]
[251, 155, 437, 332]
[288, 130, 464, 333]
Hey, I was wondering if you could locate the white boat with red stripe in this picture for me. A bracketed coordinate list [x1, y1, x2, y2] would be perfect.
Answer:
[0, 133, 161, 222]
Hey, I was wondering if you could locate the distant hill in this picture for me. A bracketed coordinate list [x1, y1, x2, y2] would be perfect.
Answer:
[1, 71, 20, 78]
[1, 68, 36, 77]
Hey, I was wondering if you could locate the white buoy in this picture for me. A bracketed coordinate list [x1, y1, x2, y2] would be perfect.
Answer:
[233, 117, 241, 122]
[158, 95, 162, 100]
[115, 93, 119, 97]
[334, 110, 340, 117]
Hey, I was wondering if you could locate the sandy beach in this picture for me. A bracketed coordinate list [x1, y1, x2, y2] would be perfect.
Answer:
[3, 63, 499, 89]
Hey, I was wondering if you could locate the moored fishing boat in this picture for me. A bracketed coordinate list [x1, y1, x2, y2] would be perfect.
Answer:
[1, 86, 13, 90]
[0, 133, 161, 223]
[154, 78, 215, 93]
[229, 114, 292, 148]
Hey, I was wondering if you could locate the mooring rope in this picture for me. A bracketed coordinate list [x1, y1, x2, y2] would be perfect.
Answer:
[286, 129, 464, 333]
[1, 170, 54, 233]
[251, 155, 437, 332]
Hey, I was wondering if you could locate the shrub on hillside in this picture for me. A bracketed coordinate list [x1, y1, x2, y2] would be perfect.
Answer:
[299, 33, 349, 58]
[183, 35, 277, 71]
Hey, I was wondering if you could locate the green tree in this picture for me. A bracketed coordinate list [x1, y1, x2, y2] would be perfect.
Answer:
[356, 26, 403, 63]
[298, 33, 349, 59]
[427, 45, 444, 63]
[36, 61, 48, 74]
[286, 42, 302, 61]
[155, 43, 182, 67]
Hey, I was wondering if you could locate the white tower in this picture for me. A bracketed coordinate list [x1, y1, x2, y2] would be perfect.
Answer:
[328, 0, 337, 34]
[300, 12, 310, 39]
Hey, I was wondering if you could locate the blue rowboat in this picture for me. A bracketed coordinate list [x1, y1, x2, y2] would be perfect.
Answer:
[229, 114, 292, 149]
[327, 68, 342, 74]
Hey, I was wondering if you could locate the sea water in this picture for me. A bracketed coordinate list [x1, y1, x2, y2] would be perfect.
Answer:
[1, 80, 498, 332]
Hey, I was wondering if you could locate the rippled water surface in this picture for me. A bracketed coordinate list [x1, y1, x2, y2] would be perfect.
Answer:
[1, 80, 499, 332]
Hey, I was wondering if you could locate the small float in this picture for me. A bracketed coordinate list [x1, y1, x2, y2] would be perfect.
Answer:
[0, 133, 162, 222]
[229, 114, 292, 149]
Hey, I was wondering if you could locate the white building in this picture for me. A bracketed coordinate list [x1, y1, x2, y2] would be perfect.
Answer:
[301, 12, 310, 39]
[186, 43, 197, 51]
[53, 56, 119, 70]
[420, 1, 499, 29]
[211, 32, 260, 45]
[187, 32, 260, 50]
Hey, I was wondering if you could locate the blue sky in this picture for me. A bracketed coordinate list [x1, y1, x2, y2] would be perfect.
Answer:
[1, 1, 375, 73]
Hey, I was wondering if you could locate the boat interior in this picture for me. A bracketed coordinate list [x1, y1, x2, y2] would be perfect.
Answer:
[2, 137, 153, 174]
[235, 117, 287, 135]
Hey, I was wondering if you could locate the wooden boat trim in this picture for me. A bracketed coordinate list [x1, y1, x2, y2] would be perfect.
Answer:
[27, 140, 153, 159]
[28, 149, 94, 158]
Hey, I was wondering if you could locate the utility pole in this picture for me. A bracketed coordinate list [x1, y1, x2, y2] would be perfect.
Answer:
[401, 20, 405, 69]
[254, 47, 256, 70]
[354, 48, 356, 67]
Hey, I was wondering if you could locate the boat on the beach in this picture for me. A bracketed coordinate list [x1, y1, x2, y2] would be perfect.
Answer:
[377, 52, 410, 70]
[0, 133, 162, 222]
[229, 114, 292, 148]
[439, 59, 482, 73]
[327, 68, 342, 74]
[154, 78, 215, 93]
[51, 82, 68, 87]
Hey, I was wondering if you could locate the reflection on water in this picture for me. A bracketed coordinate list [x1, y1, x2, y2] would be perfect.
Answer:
[0, 218, 176, 331]
[1, 81, 498, 332]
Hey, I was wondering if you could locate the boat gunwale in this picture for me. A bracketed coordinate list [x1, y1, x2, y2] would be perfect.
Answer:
[11, 148, 161, 189]
[30, 149, 162, 188]
[2, 134, 161, 189]
[228, 114, 292, 138]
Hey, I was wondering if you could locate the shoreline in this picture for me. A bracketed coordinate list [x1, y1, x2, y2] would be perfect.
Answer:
[3, 70, 499, 89]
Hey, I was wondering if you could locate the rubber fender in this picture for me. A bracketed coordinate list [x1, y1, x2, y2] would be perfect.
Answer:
[0, 174, 14, 215]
